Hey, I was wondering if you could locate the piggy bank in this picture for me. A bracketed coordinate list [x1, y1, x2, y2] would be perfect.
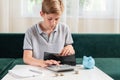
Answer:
[82, 56, 95, 69]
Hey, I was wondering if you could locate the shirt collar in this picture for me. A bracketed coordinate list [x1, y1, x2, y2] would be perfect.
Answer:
[54, 24, 58, 32]
[36, 22, 44, 34]
[36, 22, 59, 34]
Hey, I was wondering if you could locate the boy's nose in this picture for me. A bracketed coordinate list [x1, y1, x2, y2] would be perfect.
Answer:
[51, 20, 56, 25]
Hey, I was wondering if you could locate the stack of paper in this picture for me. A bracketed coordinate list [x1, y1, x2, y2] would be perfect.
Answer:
[9, 68, 42, 78]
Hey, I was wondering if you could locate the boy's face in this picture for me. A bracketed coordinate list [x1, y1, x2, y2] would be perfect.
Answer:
[40, 11, 61, 28]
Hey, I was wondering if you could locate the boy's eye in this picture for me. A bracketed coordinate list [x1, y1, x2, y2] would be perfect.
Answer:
[48, 18, 52, 20]
[55, 18, 59, 21]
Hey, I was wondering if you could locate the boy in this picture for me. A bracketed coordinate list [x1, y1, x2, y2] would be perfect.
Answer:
[23, 0, 75, 67]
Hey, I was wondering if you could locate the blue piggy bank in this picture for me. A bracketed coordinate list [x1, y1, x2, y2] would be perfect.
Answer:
[82, 56, 95, 69]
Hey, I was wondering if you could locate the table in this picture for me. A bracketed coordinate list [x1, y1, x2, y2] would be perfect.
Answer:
[2, 65, 114, 80]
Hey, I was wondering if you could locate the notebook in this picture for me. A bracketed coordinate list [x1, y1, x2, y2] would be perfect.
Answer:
[8, 68, 42, 78]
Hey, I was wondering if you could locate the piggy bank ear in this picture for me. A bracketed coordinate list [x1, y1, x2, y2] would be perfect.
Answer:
[90, 56, 94, 58]
[83, 56, 86, 59]
[89, 56, 92, 58]
[89, 56, 93, 60]
[83, 56, 87, 60]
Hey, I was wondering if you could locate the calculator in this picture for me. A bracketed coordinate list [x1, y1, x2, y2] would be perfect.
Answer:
[46, 64, 74, 72]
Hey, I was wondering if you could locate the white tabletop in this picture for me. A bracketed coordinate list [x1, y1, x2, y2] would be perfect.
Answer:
[2, 65, 114, 80]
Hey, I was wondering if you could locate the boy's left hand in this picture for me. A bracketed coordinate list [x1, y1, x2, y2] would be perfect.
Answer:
[60, 45, 75, 56]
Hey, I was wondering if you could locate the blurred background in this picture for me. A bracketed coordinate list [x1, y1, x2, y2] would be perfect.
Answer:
[0, 0, 120, 33]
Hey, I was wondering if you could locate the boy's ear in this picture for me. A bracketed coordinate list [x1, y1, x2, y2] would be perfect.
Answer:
[40, 11, 45, 17]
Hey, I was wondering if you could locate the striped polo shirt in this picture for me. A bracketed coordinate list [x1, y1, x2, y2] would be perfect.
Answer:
[23, 22, 73, 59]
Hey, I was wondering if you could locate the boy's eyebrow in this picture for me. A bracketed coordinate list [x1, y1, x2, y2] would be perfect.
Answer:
[47, 17, 60, 19]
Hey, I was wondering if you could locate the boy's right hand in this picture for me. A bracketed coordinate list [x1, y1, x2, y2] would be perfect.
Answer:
[40, 60, 60, 67]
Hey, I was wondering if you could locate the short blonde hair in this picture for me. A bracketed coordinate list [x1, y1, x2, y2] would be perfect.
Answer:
[42, 0, 64, 15]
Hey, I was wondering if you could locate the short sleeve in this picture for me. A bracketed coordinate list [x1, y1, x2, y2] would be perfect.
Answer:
[65, 25, 73, 45]
[23, 29, 33, 50]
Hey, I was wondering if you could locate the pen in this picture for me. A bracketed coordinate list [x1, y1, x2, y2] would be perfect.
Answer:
[29, 69, 42, 74]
